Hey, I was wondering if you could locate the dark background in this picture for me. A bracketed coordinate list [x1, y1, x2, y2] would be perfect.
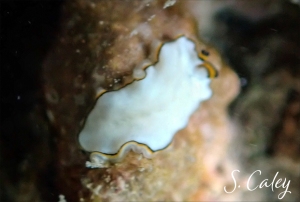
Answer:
[1, 1, 63, 201]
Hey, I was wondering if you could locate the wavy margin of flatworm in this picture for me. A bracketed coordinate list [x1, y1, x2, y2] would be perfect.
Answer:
[78, 35, 218, 162]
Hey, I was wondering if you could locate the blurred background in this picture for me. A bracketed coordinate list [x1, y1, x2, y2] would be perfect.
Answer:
[190, 1, 300, 201]
[1, 0, 299, 201]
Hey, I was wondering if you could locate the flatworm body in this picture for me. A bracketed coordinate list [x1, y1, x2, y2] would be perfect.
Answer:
[79, 36, 217, 162]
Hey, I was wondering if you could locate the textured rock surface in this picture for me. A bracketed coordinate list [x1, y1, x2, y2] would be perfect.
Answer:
[43, 0, 239, 201]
